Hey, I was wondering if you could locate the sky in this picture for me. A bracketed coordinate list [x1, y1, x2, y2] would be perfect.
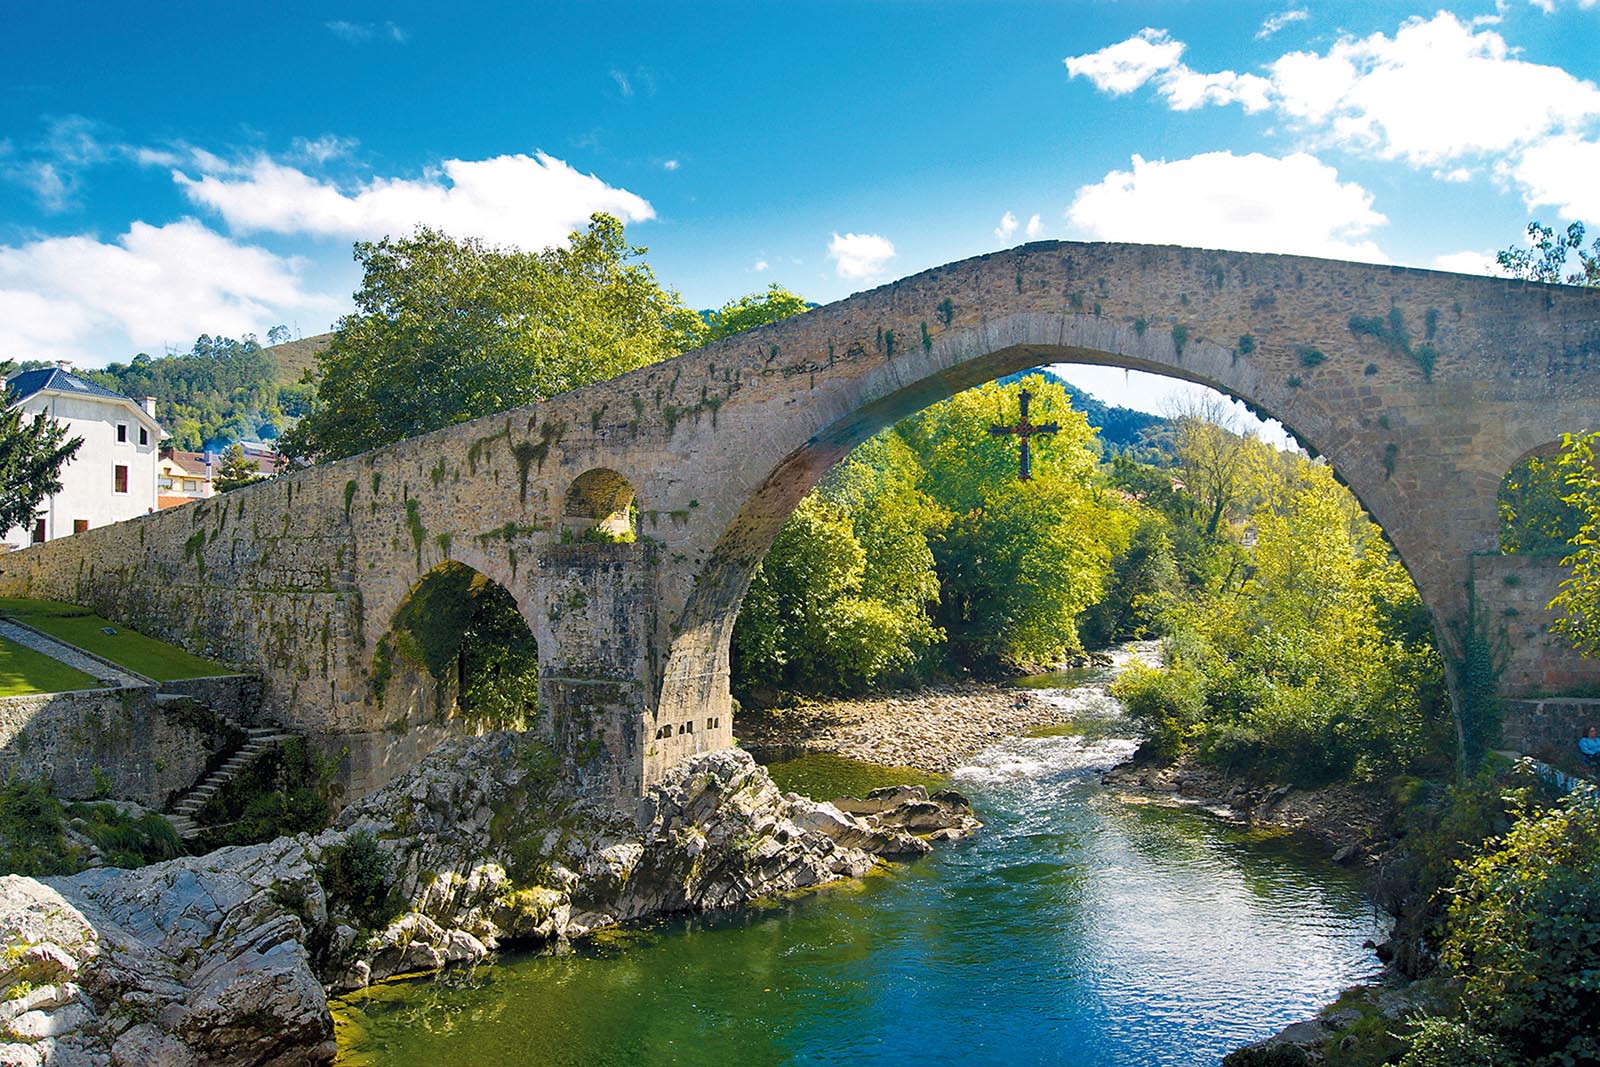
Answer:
[4, 1, 1598, 430]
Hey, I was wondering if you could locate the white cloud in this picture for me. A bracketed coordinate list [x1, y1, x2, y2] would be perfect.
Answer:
[1257, 8, 1309, 40]
[325, 20, 405, 44]
[1067, 151, 1389, 261]
[1, 115, 113, 212]
[1159, 67, 1273, 112]
[170, 151, 655, 249]
[753, 259, 769, 272]
[1265, 13, 1600, 166]
[995, 211, 1018, 239]
[1065, 28, 1270, 113]
[1432, 250, 1498, 275]
[325, 20, 373, 42]
[1509, 133, 1600, 220]
[828, 232, 896, 281]
[1026, 214, 1045, 238]
[291, 134, 357, 165]
[1529, 0, 1598, 11]
[662, 158, 680, 171]
[0, 220, 338, 366]
[1067, 13, 1600, 220]
[1064, 28, 1185, 95]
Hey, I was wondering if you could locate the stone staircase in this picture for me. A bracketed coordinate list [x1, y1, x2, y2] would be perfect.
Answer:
[166, 727, 296, 841]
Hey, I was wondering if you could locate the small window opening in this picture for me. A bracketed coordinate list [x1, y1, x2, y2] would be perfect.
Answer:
[116, 424, 127, 443]
[113, 465, 128, 493]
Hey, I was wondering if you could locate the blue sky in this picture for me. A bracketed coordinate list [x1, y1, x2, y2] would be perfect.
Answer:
[4, 1, 1598, 423]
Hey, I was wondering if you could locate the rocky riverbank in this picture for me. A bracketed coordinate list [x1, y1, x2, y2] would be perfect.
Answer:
[0, 736, 976, 1067]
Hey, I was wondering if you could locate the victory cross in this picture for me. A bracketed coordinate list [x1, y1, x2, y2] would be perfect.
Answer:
[988, 387, 1059, 481]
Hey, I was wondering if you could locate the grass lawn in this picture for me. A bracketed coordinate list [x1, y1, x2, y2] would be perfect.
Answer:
[0, 635, 98, 695]
[0, 598, 231, 681]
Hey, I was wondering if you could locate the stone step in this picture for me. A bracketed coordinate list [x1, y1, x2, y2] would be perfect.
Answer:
[165, 730, 299, 837]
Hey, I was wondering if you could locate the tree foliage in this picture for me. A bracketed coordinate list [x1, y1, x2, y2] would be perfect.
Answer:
[1114, 455, 1449, 784]
[901, 375, 1133, 671]
[1499, 449, 1585, 554]
[1497, 220, 1600, 287]
[283, 215, 705, 461]
[703, 283, 812, 342]
[1550, 430, 1600, 656]
[212, 444, 264, 493]
[0, 388, 82, 534]
[1441, 785, 1600, 1067]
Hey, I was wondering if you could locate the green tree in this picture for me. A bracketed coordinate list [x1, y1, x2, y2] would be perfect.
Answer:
[212, 444, 264, 493]
[1497, 220, 1600, 287]
[0, 392, 82, 535]
[703, 284, 812, 342]
[1551, 430, 1600, 656]
[283, 215, 705, 461]
[1441, 786, 1600, 1066]
[1499, 449, 1586, 554]
[901, 375, 1134, 671]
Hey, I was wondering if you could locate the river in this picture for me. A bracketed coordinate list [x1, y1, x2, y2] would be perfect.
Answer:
[335, 669, 1386, 1066]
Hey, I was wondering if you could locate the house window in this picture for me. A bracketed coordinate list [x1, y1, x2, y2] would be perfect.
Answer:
[114, 465, 128, 493]
[31, 519, 45, 544]
[73, 519, 88, 534]
[117, 424, 127, 443]
[139, 427, 148, 445]
[159, 477, 173, 490]
[183, 479, 196, 491]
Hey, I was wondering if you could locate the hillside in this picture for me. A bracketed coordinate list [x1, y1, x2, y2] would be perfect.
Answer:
[266, 332, 332, 384]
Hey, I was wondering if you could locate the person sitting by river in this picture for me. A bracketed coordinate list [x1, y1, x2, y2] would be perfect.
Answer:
[1580, 726, 1600, 771]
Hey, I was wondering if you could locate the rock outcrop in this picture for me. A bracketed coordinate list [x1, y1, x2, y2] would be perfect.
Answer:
[0, 736, 976, 1066]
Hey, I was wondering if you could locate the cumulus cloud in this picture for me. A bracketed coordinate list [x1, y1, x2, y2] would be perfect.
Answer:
[1067, 151, 1389, 261]
[1026, 214, 1045, 238]
[1257, 8, 1309, 40]
[1508, 133, 1600, 220]
[1432, 250, 1498, 275]
[828, 232, 896, 281]
[170, 151, 655, 249]
[753, 259, 769, 272]
[1065, 29, 1272, 112]
[0, 220, 338, 366]
[1065, 13, 1600, 219]
[995, 211, 1019, 239]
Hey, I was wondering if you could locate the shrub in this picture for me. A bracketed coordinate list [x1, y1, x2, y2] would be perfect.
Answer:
[1112, 662, 1205, 757]
[317, 830, 401, 932]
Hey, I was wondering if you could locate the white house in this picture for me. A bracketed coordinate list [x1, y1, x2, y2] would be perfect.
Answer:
[3, 368, 163, 549]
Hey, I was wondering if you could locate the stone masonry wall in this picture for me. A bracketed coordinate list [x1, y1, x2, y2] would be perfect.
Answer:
[0, 686, 239, 807]
[1501, 698, 1600, 764]
[1473, 554, 1600, 698]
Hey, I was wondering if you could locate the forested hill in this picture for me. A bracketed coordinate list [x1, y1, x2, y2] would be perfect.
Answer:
[996, 368, 1164, 454]
[84, 334, 323, 453]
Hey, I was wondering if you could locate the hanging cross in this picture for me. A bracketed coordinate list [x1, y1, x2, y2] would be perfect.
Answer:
[989, 388, 1059, 481]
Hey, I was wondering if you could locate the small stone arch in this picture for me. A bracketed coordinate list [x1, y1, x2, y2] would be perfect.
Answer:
[1498, 439, 1584, 556]
[372, 560, 540, 733]
[562, 468, 637, 541]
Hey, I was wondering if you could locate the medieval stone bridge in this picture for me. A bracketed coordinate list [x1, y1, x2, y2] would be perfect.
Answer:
[3, 242, 1597, 803]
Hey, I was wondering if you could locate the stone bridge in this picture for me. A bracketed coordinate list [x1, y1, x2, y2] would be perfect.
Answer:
[3, 242, 1597, 803]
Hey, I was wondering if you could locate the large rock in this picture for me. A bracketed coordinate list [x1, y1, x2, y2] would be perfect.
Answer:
[0, 735, 953, 1065]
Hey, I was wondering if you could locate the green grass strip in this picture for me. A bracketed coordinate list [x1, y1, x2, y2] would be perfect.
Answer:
[0, 635, 98, 696]
[0, 598, 230, 681]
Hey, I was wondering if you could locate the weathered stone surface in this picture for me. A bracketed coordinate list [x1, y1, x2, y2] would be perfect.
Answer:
[2, 245, 1595, 807]
[0, 735, 939, 1065]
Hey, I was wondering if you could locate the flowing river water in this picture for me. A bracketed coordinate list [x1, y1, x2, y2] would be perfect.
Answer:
[335, 665, 1387, 1066]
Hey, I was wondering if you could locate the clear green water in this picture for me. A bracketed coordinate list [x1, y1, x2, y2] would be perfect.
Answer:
[763, 751, 948, 799]
[336, 697, 1384, 1066]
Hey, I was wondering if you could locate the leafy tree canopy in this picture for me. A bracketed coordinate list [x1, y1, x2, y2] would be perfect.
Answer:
[212, 444, 265, 493]
[1, 362, 83, 535]
[702, 284, 813, 342]
[282, 214, 705, 461]
[1497, 220, 1600, 287]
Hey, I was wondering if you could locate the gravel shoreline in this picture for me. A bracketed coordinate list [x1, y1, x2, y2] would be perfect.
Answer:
[734, 642, 1162, 773]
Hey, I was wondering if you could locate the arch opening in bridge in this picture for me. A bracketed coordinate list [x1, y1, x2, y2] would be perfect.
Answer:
[562, 468, 637, 542]
[654, 322, 1438, 754]
[1498, 440, 1585, 556]
[374, 560, 540, 733]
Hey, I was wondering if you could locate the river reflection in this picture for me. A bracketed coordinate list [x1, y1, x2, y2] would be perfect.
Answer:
[336, 716, 1383, 1066]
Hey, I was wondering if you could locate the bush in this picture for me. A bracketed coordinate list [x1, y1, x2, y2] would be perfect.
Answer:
[1112, 662, 1205, 758]
[192, 737, 337, 849]
[0, 779, 69, 875]
[318, 830, 400, 932]
[1397, 1017, 1505, 1067]
[1441, 784, 1600, 1066]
